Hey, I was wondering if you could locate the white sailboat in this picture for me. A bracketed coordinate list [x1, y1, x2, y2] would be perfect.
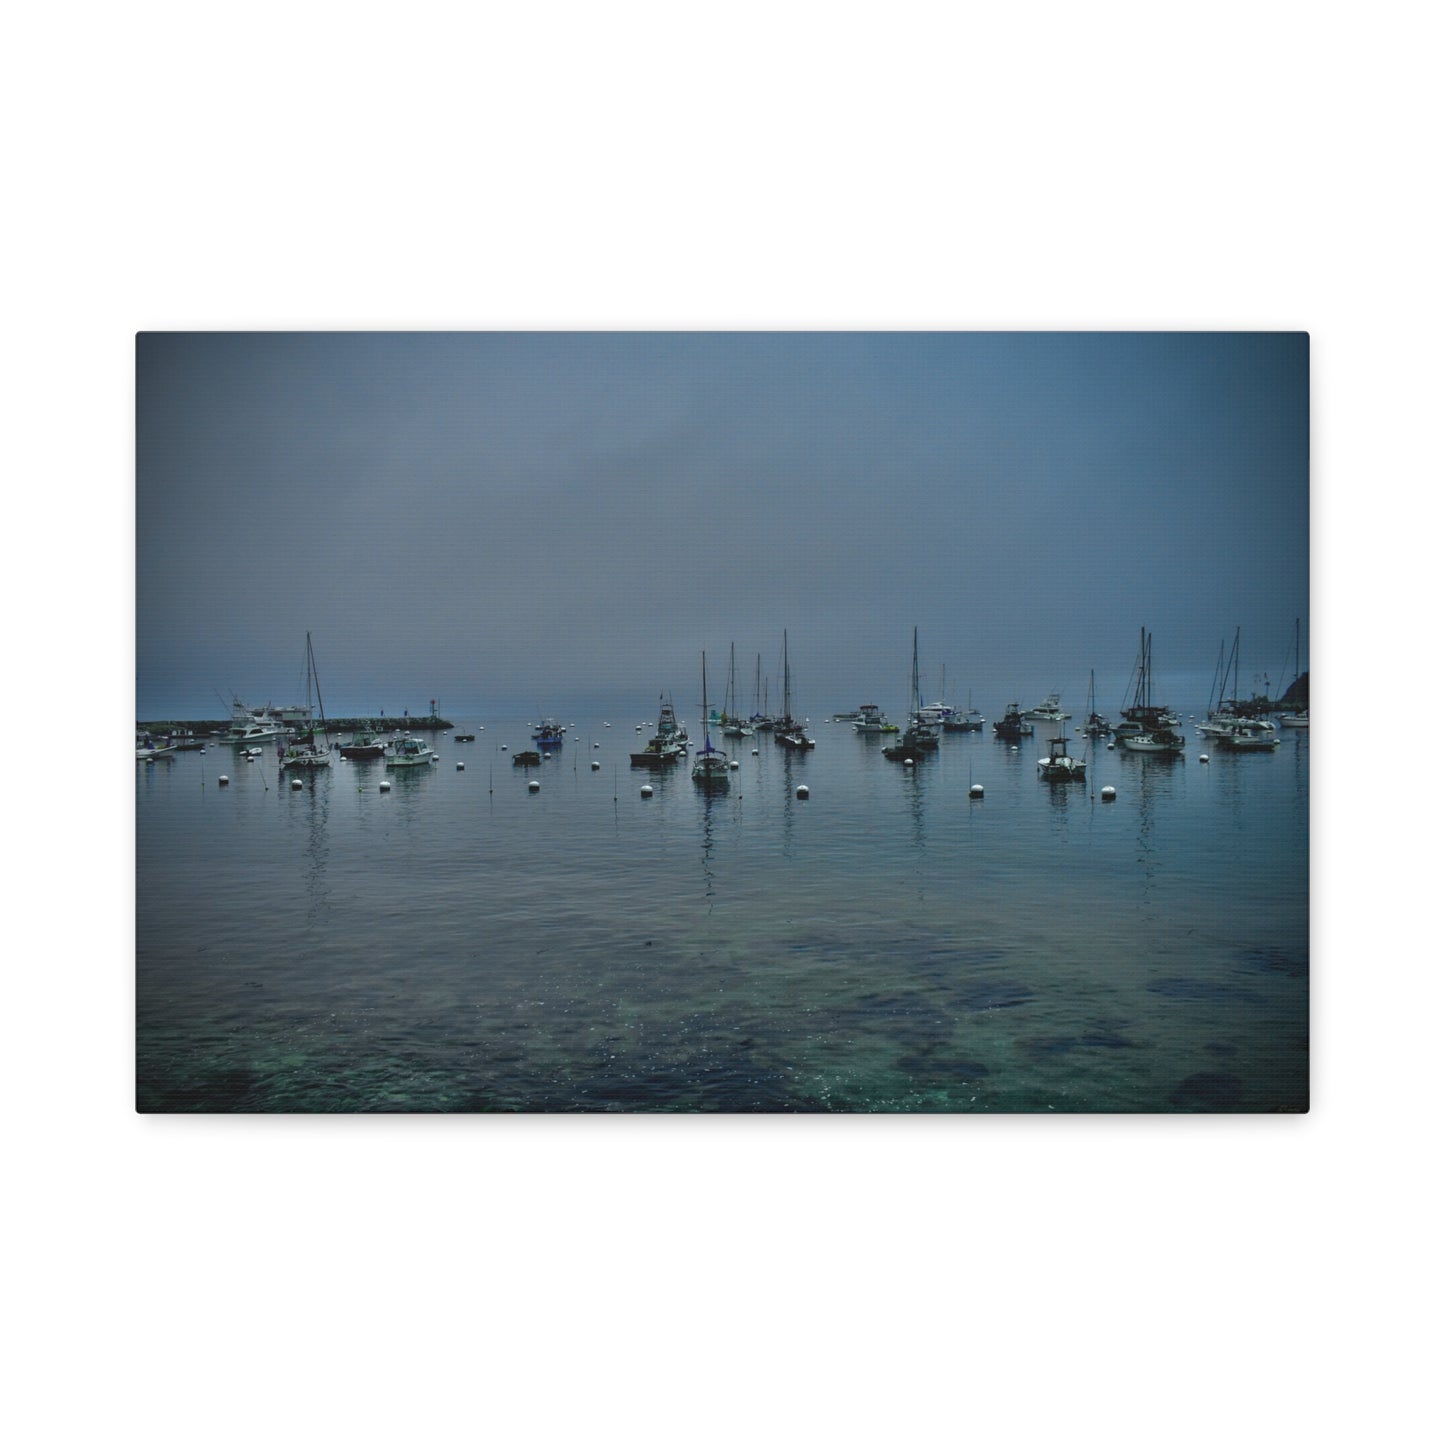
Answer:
[279, 633, 332, 770]
[692, 652, 731, 790]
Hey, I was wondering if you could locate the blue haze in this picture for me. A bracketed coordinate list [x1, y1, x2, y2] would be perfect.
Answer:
[136, 333, 1308, 721]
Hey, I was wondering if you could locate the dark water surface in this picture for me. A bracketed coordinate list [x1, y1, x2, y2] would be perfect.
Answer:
[136, 714, 1308, 1111]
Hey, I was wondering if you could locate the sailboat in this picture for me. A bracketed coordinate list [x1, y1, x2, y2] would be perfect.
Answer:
[750, 656, 774, 731]
[1117, 629, 1185, 754]
[691, 652, 730, 791]
[884, 628, 940, 761]
[1278, 617, 1309, 727]
[1082, 670, 1112, 737]
[773, 631, 814, 750]
[721, 643, 753, 737]
[1198, 629, 1276, 738]
[280, 633, 332, 769]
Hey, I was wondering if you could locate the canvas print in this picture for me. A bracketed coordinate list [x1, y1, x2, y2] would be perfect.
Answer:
[135, 332, 1309, 1112]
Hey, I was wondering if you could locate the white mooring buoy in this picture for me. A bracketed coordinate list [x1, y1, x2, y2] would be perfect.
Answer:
[594, 742, 600, 749]
[528, 779, 540, 793]
[291, 777, 303, 790]
[1101, 785, 1116, 801]
[903, 757, 915, 767]
[457, 761, 465, 770]
[380, 780, 391, 792]
[641, 784, 653, 798]
[218, 776, 229, 786]
[591, 760, 600, 771]
[729, 760, 739, 770]
[1199, 753, 1209, 763]
[751, 749, 759, 756]
[1106, 742, 1116, 751]
[796, 785, 809, 799]
[969, 783, 984, 798]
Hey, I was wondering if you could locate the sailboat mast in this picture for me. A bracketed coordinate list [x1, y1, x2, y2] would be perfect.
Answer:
[307, 631, 328, 739]
[782, 630, 790, 723]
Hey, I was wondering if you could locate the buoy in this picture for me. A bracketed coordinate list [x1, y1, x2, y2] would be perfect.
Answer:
[594, 742, 600, 749]
[591, 760, 600, 771]
[290, 777, 303, 790]
[751, 749, 759, 756]
[969, 783, 984, 798]
[218, 776, 229, 786]
[457, 762, 465, 771]
[903, 757, 915, 767]
[380, 780, 391, 792]
[1199, 753, 1209, 763]
[1101, 785, 1116, 801]
[1010, 745, 1019, 752]
[796, 785, 809, 799]
[729, 760, 739, 770]
[641, 784, 653, 798]
[1106, 742, 1116, 751]
[528, 780, 540, 793]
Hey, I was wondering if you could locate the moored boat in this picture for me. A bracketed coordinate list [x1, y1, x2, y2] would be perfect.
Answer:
[773, 631, 814, 750]
[1024, 692, 1071, 721]
[386, 735, 435, 768]
[1037, 734, 1087, 781]
[1116, 629, 1185, 754]
[631, 694, 688, 768]
[993, 703, 1034, 741]
[279, 633, 332, 770]
[340, 728, 385, 760]
[691, 652, 730, 791]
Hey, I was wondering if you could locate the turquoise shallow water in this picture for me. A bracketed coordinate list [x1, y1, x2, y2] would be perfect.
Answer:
[135, 713, 1308, 1111]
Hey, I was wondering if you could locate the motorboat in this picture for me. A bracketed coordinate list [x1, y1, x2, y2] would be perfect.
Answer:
[852, 703, 893, 734]
[993, 703, 1034, 741]
[386, 735, 436, 768]
[631, 694, 688, 768]
[1037, 735, 1087, 781]
[340, 728, 386, 760]
[1024, 693, 1071, 721]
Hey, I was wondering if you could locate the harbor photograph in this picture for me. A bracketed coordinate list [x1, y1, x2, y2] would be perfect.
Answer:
[136, 331, 1309, 1113]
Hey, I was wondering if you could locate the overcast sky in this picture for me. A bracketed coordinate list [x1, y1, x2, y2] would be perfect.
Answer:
[136, 331, 1307, 721]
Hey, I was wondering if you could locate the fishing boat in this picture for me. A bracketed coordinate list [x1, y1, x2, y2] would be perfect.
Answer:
[1037, 734, 1087, 781]
[993, 703, 1034, 741]
[511, 749, 541, 766]
[532, 718, 565, 748]
[691, 653, 730, 791]
[1082, 671, 1112, 737]
[773, 631, 815, 750]
[1024, 692, 1071, 722]
[884, 629, 941, 761]
[1117, 629, 1185, 754]
[385, 734, 435, 768]
[631, 694, 688, 768]
[340, 726, 385, 760]
[280, 633, 332, 770]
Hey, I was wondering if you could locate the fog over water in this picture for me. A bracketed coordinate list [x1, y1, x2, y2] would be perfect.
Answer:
[136, 332, 1307, 721]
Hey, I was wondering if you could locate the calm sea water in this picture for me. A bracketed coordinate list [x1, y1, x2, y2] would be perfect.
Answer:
[136, 712, 1308, 1112]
